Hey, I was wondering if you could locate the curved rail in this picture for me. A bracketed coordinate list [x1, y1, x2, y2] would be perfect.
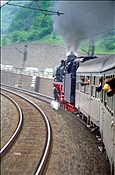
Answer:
[0, 92, 23, 157]
[1, 87, 52, 175]
[1, 84, 54, 102]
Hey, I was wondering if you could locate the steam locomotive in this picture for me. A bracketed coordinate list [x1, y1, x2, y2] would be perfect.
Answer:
[53, 53, 115, 175]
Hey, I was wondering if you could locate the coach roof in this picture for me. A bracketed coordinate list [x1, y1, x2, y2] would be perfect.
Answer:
[77, 54, 115, 73]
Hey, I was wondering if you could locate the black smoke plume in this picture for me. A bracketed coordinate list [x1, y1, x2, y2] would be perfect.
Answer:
[52, 1, 115, 55]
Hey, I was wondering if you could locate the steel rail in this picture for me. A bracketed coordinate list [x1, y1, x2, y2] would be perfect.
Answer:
[0, 92, 23, 157]
[1, 84, 54, 102]
[1, 87, 52, 175]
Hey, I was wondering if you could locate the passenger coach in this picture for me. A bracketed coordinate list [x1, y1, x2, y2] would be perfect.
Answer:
[76, 54, 115, 174]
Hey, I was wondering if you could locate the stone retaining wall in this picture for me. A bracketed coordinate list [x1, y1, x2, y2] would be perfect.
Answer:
[1, 72, 54, 98]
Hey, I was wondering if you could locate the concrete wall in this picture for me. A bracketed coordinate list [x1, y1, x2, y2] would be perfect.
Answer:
[1, 71, 54, 98]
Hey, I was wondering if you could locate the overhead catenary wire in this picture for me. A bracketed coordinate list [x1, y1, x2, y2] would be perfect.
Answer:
[34, 1, 45, 15]
[6, 2, 64, 16]
[34, 1, 61, 16]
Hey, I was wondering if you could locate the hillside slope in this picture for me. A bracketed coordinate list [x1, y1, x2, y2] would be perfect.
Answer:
[1, 43, 66, 71]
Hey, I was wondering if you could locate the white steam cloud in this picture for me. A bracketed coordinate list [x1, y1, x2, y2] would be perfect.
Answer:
[52, 1, 115, 54]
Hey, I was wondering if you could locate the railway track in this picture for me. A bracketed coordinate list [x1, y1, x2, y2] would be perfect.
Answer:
[1, 84, 53, 103]
[1, 84, 111, 175]
[1, 87, 52, 175]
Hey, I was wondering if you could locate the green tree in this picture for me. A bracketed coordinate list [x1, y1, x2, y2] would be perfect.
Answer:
[98, 30, 115, 52]
[2, 1, 54, 44]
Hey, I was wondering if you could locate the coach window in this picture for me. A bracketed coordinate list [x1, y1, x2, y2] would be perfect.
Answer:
[93, 76, 96, 85]
[91, 85, 93, 97]
[110, 97, 113, 115]
[86, 76, 90, 83]
[106, 88, 114, 115]
[92, 76, 96, 97]
[95, 76, 99, 98]
[80, 75, 85, 82]
[80, 75, 85, 93]
[76, 75, 80, 90]
[108, 75, 114, 115]
[97, 76, 103, 102]
[85, 76, 90, 94]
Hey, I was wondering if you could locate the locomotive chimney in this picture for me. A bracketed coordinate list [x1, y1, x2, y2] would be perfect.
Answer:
[66, 50, 78, 61]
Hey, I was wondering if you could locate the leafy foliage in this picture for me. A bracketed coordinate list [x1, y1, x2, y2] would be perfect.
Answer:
[1, 1, 26, 35]
[79, 30, 115, 54]
[2, 1, 58, 45]
[98, 31, 115, 52]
